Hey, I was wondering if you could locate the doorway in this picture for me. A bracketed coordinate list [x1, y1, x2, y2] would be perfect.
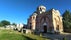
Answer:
[43, 25, 47, 33]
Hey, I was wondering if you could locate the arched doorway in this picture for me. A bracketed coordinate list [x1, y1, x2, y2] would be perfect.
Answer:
[43, 22, 47, 33]
[40, 16, 49, 33]
[43, 25, 47, 33]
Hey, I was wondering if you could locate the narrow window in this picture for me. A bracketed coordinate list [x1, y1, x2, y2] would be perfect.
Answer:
[56, 25, 59, 30]
[30, 23, 32, 29]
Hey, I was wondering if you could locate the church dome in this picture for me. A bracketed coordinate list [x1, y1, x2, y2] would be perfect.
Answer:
[37, 5, 46, 12]
[38, 5, 46, 9]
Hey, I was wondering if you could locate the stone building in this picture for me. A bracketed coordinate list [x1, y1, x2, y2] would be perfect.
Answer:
[16, 23, 24, 32]
[27, 5, 63, 33]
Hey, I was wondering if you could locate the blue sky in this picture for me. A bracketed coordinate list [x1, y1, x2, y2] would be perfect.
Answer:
[0, 0, 71, 24]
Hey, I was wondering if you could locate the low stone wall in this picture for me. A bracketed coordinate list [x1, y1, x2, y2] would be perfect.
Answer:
[64, 29, 71, 33]
[22, 29, 32, 34]
[0, 27, 5, 30]
[0, 27, 14, 30]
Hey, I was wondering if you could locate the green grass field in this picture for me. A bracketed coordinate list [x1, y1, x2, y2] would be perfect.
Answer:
[0, 29, 50, 40]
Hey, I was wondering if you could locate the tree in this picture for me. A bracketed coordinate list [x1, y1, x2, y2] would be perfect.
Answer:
[63, 10, 71, 20]
[0, 22, 3, 27]
[1, 20, 10, 26]
[62, 10, 71, 32]
[12, 23, 16, 26]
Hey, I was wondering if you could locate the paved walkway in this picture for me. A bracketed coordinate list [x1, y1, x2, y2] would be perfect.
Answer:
[42, 33, 71, 40]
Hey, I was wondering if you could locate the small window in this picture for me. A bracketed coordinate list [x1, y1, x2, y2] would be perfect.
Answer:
[30, 23, 32, 29]
[33, 17, 35, 19]
[40, 8, 42, 10]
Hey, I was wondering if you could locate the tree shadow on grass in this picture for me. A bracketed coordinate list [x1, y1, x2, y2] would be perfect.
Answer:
[22, 35, 36, 40]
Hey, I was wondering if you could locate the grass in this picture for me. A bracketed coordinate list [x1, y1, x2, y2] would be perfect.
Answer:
[0, 29, 28, 40]
[0, 29, 50, 40]
[23, 33, 50, 40]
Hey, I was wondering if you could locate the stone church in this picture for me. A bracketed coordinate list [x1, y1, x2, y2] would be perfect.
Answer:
[27, 5, 63, 33]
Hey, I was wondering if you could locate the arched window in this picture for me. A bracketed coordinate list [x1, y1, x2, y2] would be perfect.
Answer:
[56, 25, 59, 31]
[33, 16, 35, 19]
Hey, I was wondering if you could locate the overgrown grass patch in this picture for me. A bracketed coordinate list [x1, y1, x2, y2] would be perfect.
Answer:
[0, 29, 28, 40]
[0, 29, 50, 40]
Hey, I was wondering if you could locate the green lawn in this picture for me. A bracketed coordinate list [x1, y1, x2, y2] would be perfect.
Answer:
[0, 29, 28, 40]
[0, 29, 50, 40]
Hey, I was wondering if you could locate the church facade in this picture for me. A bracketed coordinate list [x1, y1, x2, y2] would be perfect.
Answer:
[27, 6, 63, 33]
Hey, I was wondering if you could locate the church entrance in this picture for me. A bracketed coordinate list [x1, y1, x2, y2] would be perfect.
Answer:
[43, 25, 47, 33]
